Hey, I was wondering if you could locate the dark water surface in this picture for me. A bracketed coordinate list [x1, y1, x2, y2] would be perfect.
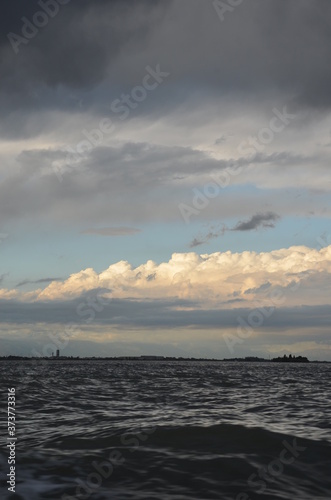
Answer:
[0, 360, 330, 499]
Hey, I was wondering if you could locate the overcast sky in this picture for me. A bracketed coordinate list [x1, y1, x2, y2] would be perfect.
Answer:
[1, 0, 331, 359]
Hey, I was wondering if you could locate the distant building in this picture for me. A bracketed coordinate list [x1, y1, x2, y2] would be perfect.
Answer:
[56, 349, 60, 358]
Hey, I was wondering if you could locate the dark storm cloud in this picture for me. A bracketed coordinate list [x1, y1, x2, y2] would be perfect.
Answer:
[232, 212, 280, 231]
[0, 0, 169, 132]
[1, 0, 331, 139]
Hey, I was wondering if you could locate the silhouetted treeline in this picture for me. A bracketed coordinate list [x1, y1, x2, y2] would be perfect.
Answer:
[271, 354, 309, 363]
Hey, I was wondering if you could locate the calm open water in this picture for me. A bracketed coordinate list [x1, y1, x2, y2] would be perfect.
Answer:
[0, 360, 331, 499]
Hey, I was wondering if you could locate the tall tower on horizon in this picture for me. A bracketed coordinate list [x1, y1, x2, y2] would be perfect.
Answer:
[56, 349, 60, 358]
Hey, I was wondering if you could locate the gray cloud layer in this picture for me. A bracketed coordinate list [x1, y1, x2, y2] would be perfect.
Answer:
[1, 143, 328, 229]
[0, 292, 330, 331]
[0, 2, 330, 232]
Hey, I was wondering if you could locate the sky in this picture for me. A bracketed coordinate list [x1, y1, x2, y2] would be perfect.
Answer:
[1, 0, 331, 359]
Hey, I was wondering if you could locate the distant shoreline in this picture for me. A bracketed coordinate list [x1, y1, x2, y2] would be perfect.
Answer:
[0, 355, 329, 363]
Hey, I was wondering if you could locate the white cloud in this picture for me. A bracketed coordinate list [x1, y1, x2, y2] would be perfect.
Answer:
[33, 244, 331, 307]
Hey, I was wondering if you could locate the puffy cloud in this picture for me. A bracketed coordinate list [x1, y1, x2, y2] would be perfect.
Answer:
[0, 289, 19, 300]
[1, 244, 331, 359]
[34, 245, 331, 306]
[39, 268, 99, 299]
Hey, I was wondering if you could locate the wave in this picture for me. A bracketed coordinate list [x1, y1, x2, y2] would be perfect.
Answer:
[1, 423, 330, 499]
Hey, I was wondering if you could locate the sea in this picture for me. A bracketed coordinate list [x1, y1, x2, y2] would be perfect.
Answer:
[0, 360, 331, 500]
